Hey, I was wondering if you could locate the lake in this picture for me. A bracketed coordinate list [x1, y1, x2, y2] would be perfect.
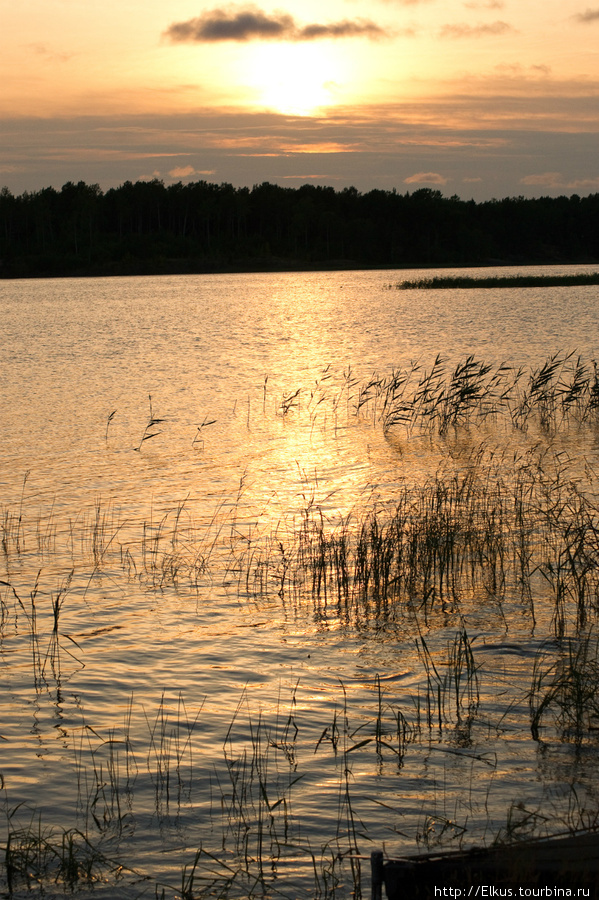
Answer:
[2, 265, 599, 898]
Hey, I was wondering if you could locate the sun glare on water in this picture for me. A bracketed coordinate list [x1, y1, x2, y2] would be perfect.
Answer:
[246, 42, 344, 116]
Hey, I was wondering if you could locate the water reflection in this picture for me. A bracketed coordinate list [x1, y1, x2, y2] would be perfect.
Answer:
[2, 269, 599, 897]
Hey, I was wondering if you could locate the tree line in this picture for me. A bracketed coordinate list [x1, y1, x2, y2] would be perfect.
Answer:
[1, 178, 598, 277]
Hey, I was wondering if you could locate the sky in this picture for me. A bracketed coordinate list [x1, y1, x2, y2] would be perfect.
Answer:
[1, 0, 599, 200]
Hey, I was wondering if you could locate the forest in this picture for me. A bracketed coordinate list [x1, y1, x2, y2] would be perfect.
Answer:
[1, 178, 598, 277]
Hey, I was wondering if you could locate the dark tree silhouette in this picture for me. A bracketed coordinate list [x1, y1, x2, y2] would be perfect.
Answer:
[0, 179, 598, 277]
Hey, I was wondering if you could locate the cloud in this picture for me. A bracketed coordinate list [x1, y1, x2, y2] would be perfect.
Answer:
[520, 172, 599, 189]
[168, 165, 216, 178]
[299, 20, 387, 40]
[165, 8, 292, 41]
[494, 62, 551, 79]
[519, 172, 563, 187]
[463, 1, 504, 8]
[568, 177, 599, 188]
[404, 172, 449, 185]
[574, 8, 599, 21]
[27, 42, 73, 63]
[439, 21, 515, 38]
[164, 6, 387, 42]
[3, 102, 599, 203]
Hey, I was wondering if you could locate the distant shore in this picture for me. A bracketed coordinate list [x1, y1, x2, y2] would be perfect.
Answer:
[3, 258, 599, 280]
[2, 179, 599, 279]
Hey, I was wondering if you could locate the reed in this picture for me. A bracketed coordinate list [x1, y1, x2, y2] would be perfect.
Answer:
[144, 692, 202, 813]
[0, 675, 594, 898]
[241, 438, 599, 647]
[105, 408, 116, 444]
[4, 355, 599, 898]
[394, 272, 599, 289]
[191, 414, 217, 449]
[134, 394, 165, 451]
[279, 388, 301, 417]
[530, 632, 599, 742]
[3, 816, 113, 892]
[356, 353, 599, 435]
[0, 472, 30, 560]
[415, 628, 479, 734]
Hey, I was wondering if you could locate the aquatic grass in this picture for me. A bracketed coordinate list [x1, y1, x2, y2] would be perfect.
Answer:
[345, 675, 416, 767]
[355, 356, 511, 434]
[192, 414, 217, 450]
[529, 456, 599, 636]
[5, 355, 599, 897]
[495, 794, 599, 846]
[2, 815, 116, 893]
[0, 677, 595, 898]
[279, 388, 301, 418]
[81, 732, 133, 837]
[416, 628, 480, 734]
[416, 812, 468, 850]
[0, 490, 231, 606]
[126, 497, 216, 588]
[0, 472, 30, 560]
[134, 393, 165, 451]
[16, 470, 30, 556]
[219, 695, 306, 869]
[0, 572, 50, 689]
[356, 354, 599, 435]
[212, 720, 321, 895]
[75, 497, 124, 572]
[6, 404, 599, 681]
[511, 352, 569, 430]
[394, 272, 599, 289]
[244, 439, 599, 642]
[530, 632, 599, 742]
[1, 792, 159, 896]
[492, 801, 550, 845]
[72, 694, 203, 848]
[105, 408, 117, 444]
[143, 692, 203, 813]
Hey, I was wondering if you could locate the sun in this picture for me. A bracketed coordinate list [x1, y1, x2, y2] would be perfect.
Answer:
[244, 42, 345, 116]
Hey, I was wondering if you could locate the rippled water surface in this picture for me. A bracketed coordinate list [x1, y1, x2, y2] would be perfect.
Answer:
[2, 266, 599, 898]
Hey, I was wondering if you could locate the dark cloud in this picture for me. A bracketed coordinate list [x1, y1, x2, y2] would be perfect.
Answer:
[574, 8, 599, 22]
[165, 9, 293, 41]
[164, 6, 387, 42]
[439, 20, 515, 38]
[298, 20, 387, 40]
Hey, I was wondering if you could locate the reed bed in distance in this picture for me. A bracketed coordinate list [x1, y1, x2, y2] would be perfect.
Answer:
[393, 273, 599, 289]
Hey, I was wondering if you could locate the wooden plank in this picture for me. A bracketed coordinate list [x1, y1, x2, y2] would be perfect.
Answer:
[372, 832, 599, 900]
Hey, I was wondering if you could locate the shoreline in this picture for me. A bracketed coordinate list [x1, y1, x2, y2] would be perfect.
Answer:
[2, 257, 599, 280]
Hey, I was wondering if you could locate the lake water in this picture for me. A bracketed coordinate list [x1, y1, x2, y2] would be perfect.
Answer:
[2, 265, 599, 898]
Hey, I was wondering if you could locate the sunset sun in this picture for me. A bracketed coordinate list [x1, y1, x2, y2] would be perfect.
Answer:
[245, 42, 344, 116]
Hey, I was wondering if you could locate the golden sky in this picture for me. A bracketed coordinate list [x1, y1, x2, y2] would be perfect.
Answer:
[2, 0, 599, 198]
